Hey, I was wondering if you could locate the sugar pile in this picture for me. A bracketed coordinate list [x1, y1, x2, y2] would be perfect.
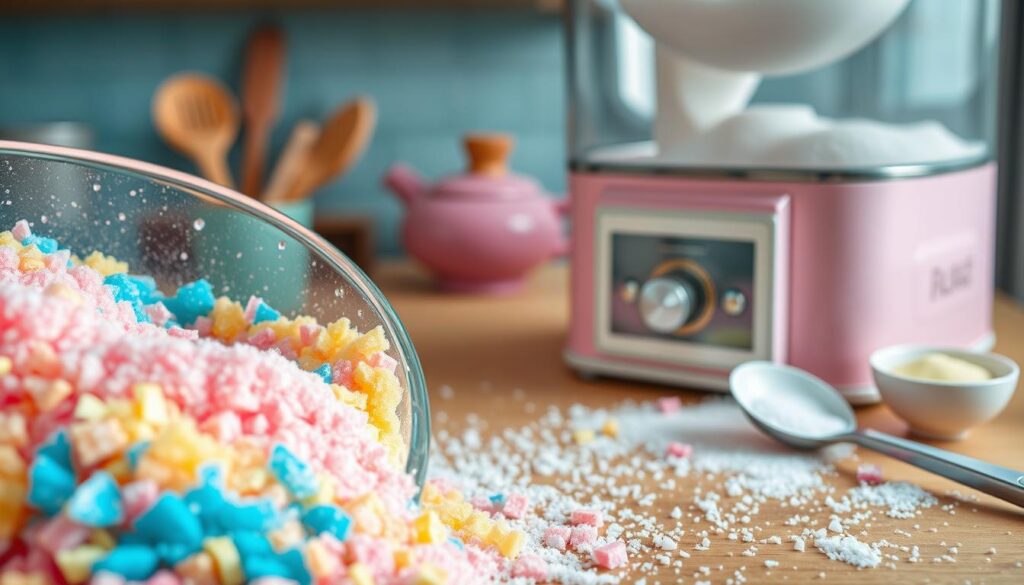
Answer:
[430, 392, 1007, 583]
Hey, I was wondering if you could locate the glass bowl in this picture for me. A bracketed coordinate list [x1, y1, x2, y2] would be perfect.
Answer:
[0, 140, 430, 488]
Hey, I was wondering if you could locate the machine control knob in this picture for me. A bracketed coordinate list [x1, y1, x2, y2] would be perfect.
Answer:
[638, 276, 697, 333]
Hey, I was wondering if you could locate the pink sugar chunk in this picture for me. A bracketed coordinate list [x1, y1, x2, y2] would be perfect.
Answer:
[665, 442, 693, 459]
[856, 463, 884, 485]
[247, 328, 278, 350]
[0, 247, 18, 271]
[593, 540, 628, 570]
[332, 360, 354, 387]
[144, 571, 182, 585]
[511, 553, 548, 580]
[200, 411, 242, 443]
[193, 316, 212, 336]
[122, 480, 160, 526]
[543, 526, 571, 551]
[299, 324, 320, 346]
[569, 525, 598, 551]
[146, 302, 173, 327]
[570, 508, 603, 528]
[366, 352, 398, 374]
[657, 396, 682, 414]
[167, 327, 199, 340]
[470, 497, 494, 514]
[244, 296, 263, 323]
[502, 493, 530, 520]
[12, 220, 31, 242]
[345, 534, 396, 575]
[33, 515, 91, 554]
[90, 573, 127, 585]
[44, 250, 71, 272]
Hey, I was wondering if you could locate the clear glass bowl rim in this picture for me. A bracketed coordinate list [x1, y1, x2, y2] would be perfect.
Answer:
[0, 139, 431, 490]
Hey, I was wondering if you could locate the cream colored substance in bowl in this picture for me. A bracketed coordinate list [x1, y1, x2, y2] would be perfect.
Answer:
[870, 345, 1019, 440]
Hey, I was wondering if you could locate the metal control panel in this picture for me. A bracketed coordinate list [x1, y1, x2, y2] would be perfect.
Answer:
[594, 208, 781, 372]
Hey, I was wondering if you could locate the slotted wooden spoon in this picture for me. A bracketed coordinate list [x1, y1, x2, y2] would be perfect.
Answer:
[272, 97, 376, 203]
[153, 73, 240, 188]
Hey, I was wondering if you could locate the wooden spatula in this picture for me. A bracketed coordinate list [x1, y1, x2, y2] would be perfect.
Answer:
[277, 97, 377, 203]
[240, 25, 286, 198]
[262, 120, 319, 202]
[152, 73, 240, 187]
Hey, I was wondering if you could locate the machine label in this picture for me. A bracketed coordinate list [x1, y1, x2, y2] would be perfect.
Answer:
[915, 234, 978, 314]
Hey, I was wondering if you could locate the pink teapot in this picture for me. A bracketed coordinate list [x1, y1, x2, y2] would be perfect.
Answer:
[384, 133, 568, 294]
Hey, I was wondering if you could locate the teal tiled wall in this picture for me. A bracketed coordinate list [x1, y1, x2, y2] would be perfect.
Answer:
[0, 10, 567, 255]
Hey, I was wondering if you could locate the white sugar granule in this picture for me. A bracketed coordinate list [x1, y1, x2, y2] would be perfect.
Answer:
[810, 530, 883, 568]
[747, 395, 850, 438]
[792, 536, 806, 552]
[844, 482, 938, 519]
[764, 560, 780, 568]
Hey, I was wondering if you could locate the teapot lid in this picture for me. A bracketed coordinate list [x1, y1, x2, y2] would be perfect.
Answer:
[432, 133, 543, 201]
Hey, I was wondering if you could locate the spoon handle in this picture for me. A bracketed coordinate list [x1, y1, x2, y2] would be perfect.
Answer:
[850, 428, 1024, 508]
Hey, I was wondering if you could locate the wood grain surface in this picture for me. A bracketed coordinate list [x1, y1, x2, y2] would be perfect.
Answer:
[377, 261, 1024, 584]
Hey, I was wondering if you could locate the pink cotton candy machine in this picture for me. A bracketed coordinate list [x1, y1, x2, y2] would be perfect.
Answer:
[564, 0, 1001, 404]
[0, 140, 431, 485]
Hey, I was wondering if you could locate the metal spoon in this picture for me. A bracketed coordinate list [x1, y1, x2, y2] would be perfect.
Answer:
[729, 361, 1024, 507]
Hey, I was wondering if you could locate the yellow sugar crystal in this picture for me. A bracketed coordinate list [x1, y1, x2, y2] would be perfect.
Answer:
[393, 548, 412, 570]
[0, 355, 11, 376]
[343, 327, 389, 361]
[70, 418, 130, 468]
[436, 500, 473, 530]
[0, 412, 28, 446]
[73, 394, 108, 421]
[348, 493, 387, 536]
[413, 510, 447, 545]
[18, 246, 45, 273]
[268, 520, 305, 551]
[461, 511, 493, 541]
[211, 297, 248, 342]
[304, 538, 338, 579]
[601, 418, 620, 438]
[25, 377, 72, 412]
[332, 384, 368, 410]
[89, 529, 116, 550]
[82, 251, 128, 276]
[139, 421, 230, 491]
[0, 571, 48, 585]
[175, 552, 218, 585]
[413, 564, 448, 585]
[487, 523, 525, 560]
[0, 479, 27, 540]
[573, 429, 595, 445]
[300, 475, 336, 507]
[203, 537, 244, 585]
[132, 383, 169, 426]
[44, 282, 83, 305]
[0, 231, 22, 250]
[348, 563, 376, 585]
[420, 483, 443, 506]
[55, 546, 106, 584]
[0, 445, 25, 479]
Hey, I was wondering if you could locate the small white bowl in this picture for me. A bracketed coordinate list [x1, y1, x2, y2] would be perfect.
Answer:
[869, 345, 1019, 440]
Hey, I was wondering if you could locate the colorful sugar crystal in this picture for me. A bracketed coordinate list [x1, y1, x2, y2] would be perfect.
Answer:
[570, 508, 603, 528]
[665, 441, 693, 459]
[67, 472, 123, 528]
[592, 540, 628, 570]
[856, 463, 884, 485]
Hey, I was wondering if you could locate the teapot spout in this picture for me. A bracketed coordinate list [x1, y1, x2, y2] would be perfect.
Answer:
[383, 164, 426, 207]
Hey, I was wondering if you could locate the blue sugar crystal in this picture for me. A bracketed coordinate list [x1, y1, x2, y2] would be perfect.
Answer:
[67, 471, 123, 527]
[449, 537, 465, 550]
[126, 441, 150, 470]
[23, 234, 59, 254]
[277, 549, 311, 585]
[218, 499, 279, 533]
[232, 531, 273, 558]
[301, 505, 352, 541]
[93, 545, 160, 581]
[268, 444, 318, 499]
[155, 542, 193, 565]
[134, 493, 203, 549]
[126, 275, 161, 304]
[488, 493, 506, 506]
[162, 279, 215, 326]
[243, 556, 292, 581]
[253, 302, 280, 324]
[37, 429, 72, 470]
[314, 364, 332, 384]
[27, 455, 76, 515]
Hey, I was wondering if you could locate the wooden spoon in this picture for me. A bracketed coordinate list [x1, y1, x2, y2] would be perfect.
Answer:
[262, 120, 319, 203]
[278, 97, 376, 202]
[153, 73, 239, 188]
[240, 25, 286, 197]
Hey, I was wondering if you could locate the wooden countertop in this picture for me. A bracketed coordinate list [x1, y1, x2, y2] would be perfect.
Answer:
[376, 261, 1024, 583]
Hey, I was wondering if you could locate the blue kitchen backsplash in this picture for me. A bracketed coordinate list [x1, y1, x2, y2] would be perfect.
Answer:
[0, 9, 566, 255]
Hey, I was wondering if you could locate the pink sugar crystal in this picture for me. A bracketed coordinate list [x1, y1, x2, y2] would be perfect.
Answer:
[665, 441, 693, 459]
[366, 352, 398, 374]
[200, 411, 242, 443]
[502, 493, 529, 520]
[345, 534, 396, 575]
[299, 324, 320, 346]
[244, 296, 263, 323]
[122, 480, 160, 526]
[90, 572, 127, 585]
[246, 328, 278, 350]
[511, 553, 547, 580]
[33, 515, 91, 554]
[857, 463, 884, 485]
[332, 360, 355, 387]
[569, 525, 597, 551]
[145, 571, 182, 585]
[570, 508, 603, 528]
[592, 540, 628, 570]
[12, 220, 31, 242]
[543, 526, 571, 551]
[470, 497, 494, 514]
[657, 396, 682, 414]
[193, 316, 212, 336]
[146, 302, 173, 327]
[167, 327, 199, 340]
